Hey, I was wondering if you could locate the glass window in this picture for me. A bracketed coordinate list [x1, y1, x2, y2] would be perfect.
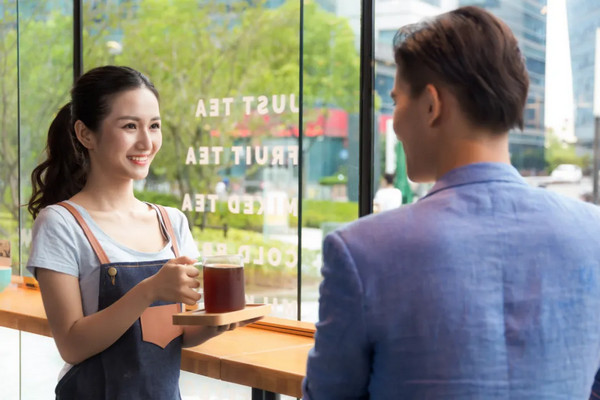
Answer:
[378, 29, 397, 45]
[0, 0, 18, 278]
[0, 2, 19, 395]
[81, 0, 361, 326]
[78, 0, 360, 394]
[9, 1, 74, 398]
[300, 1, 361, 321]
[18, 0, 73, 272]
[83, 0, 303, 322]
[376, 0, 595, 198]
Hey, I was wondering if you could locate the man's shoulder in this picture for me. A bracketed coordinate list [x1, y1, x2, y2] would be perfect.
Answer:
[531, 187, 600, 219]
[332, 204, 418, 246]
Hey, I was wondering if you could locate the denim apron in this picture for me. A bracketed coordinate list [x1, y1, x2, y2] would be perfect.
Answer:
[54, 202, 185, 400]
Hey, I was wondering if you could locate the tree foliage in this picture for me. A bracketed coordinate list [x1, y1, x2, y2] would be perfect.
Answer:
[84, 0, 360, 221]
[0, 0, 360, 240]
[545, 130, 588, 173]
[0, 1, 71, 239]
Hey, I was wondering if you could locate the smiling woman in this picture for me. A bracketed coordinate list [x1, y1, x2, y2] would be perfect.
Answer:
[73, 87, 163, 184]
[24, 66, 254, 400]
[28, 66, 161, 219]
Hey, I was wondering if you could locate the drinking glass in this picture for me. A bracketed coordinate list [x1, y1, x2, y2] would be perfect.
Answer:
[202, 254, 245, 313]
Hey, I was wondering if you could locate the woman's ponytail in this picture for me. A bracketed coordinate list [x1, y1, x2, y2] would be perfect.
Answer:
[28, 102, 88, 219]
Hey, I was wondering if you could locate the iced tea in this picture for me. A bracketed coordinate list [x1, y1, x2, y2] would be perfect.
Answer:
[203, 264, 245, 313]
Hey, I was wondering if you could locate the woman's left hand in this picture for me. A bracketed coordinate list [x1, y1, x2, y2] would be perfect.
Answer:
[182, 317, 264, 347]
[215, 317, 263, 332]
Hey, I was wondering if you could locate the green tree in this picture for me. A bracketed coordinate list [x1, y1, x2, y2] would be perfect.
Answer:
[83, 0, 360, 220]
[0, 2, 18, 229]
[0, 0, 360, 254]
[0, 2, 71, 260]
[545, 130, 587, 173]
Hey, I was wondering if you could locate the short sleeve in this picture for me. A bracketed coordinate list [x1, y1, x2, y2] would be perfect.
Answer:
[27, 206, 81, 278]
[168, 207, 200, 260]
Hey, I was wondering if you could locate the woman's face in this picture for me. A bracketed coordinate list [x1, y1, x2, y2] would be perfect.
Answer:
[87, 87, 162, 183]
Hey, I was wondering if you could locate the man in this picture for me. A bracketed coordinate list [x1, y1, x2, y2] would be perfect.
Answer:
[303, 6, 600, 399]
[373, 173, 402, 212]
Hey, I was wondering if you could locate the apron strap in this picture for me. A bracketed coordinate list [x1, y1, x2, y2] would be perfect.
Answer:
[154, 205, 181, 258]
[57, 201, 111, 265]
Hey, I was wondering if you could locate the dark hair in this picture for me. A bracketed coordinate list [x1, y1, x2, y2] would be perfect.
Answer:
[28, 65, 159, 219]
[393, 6, 529, 133]
[384, 173, 395, 185]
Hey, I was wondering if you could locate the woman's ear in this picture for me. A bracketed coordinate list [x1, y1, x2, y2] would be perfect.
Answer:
[424, 84, 442, 127]
[74, 120, 95, 150]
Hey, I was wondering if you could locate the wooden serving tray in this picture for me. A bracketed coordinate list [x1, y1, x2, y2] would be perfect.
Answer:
[173, 303, 271, 326]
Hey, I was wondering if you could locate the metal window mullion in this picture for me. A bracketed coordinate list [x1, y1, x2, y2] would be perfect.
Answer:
[359, 0, 374, 217]
[297, 0, 305, 321]
[73, 0, 82, 81]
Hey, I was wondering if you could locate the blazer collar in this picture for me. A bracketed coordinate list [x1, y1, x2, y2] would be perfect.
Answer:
[424, 162, 527, 199]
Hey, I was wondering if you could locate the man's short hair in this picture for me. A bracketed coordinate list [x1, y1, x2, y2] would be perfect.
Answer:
[393, 6, 529, 133]
[384, 173, 395, 185]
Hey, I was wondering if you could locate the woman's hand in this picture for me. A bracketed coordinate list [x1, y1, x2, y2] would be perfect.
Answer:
[215, 316, 263, 332]
[145, 256, 201, 305]
[182, 317, 264, 347]
[37, 264, 200, 365]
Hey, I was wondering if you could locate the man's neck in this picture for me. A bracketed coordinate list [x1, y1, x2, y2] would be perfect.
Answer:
[434, 131, 510, 180]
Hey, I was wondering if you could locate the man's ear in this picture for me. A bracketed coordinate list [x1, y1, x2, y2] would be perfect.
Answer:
[74, 120, 95, 150]
[424, 84, 442, 127]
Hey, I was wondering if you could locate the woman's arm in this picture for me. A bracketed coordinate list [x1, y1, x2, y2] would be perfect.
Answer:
[37, 256, 200, 365]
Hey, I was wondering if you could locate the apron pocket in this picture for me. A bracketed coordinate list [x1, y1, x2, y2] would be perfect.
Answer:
[140, 303, 184, 349]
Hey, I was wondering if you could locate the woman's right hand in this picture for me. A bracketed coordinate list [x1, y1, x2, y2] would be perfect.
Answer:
[145, 256, 201, 305]
[38, 258, 200, 365]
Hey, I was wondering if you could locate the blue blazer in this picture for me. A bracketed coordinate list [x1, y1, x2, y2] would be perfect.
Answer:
[303, 163, 600, 399]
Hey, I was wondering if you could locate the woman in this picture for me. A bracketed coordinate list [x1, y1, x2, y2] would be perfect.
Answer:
[27, 65, 235, 399]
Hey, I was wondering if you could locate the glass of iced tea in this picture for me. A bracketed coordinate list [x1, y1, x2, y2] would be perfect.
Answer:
[202, 254, 245, 313]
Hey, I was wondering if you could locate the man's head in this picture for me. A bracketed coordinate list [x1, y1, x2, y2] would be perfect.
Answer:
[394, 6, 529, 133]
[384, 173, 395, 185]
[391, 6, 529, 181]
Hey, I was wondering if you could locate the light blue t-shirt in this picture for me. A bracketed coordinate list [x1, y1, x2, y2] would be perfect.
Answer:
[27, 201, 200, 317]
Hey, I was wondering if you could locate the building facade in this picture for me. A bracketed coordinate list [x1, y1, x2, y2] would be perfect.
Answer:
[460, 0, 547, 170]
[566, 0, 600, 147]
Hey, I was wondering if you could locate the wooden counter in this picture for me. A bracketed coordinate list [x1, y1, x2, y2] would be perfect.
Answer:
[0, 282, 51, 337]
[0, 282, 314, 398]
